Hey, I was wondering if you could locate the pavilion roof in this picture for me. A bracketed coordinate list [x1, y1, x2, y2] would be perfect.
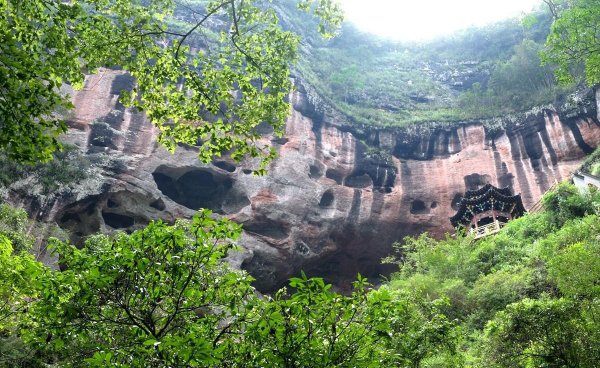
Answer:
[450, 184, 526, 227]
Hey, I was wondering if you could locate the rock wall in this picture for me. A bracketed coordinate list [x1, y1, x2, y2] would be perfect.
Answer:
[7, 69, 600, 292]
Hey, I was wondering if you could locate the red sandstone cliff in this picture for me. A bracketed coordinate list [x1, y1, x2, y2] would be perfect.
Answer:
[6, 69, 600, 292]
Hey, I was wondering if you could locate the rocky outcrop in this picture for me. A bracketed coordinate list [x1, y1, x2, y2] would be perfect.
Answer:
[6, 69, 600, 292]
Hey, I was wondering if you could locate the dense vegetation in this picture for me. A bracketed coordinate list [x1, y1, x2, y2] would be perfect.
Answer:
[0, 144, 92, 194]
[384, 181, 600, 366]
[0, 182, 599, 367]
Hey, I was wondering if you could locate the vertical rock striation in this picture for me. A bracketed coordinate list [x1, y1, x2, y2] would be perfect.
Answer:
[6, 70, 600, 292]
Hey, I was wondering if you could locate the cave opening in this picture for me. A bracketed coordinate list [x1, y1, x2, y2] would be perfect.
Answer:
[150, 198, 166, 211]
[152, 167, 235, 213]
[57, 197, 102, 245]
[410, 199, 429, 214]
[464, 173, 491, 191]
[344, 173, 373, 189]
[309, 165, 322, 179]
[319, 190, 335, 208]
[102, 211, 135, 229]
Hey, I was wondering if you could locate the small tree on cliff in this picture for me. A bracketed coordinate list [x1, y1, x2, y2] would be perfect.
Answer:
[0, 0, 342, 168]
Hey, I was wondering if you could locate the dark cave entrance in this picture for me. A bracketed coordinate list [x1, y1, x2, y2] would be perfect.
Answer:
[152, 166, 248, 214]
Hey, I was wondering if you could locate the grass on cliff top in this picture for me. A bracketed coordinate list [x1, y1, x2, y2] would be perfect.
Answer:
[292, 3, 580, 128]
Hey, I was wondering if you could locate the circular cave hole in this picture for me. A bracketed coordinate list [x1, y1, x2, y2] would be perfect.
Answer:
[150, 198, 166, 211]
[430, 201, 438, 209]
[319, 190, 335, 208]
[152, 167, 233, 213]
[410, 199, 429, 215]
[56, 197, 102, 245]
[464, 173, 491, 191]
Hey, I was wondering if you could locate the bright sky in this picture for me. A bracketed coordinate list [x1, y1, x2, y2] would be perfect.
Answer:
[340, 0, 543, 41]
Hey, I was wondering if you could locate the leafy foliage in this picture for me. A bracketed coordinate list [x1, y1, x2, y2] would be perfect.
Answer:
[25, 210, 253, 366]
[458, 39, 570, 117]
[0, 204, 34, 254]
[542, 0, 600, 85]
[483, 298, 600, 368]
[0, 234, 44, 368]
[0, 0, 342, 169]
[385, 182, 600, 366]
[0, 210, 456, 367]
[239, 273, 379, 367]
[579, 145, 600, 176]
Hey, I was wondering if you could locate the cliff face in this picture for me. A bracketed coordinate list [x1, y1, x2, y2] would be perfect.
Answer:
[8, 69, 600, 292]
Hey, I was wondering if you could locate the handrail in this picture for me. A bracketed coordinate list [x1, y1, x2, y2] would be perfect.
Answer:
[529, 181, 559, 214]
[470, 220, 506, 239]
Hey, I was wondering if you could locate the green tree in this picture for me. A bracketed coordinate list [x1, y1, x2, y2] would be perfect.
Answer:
[237, 273, 382, 367]
[542, 0, 600, 85]
[482, 298, 600, 367]
[466, 266, 534, 329]
[0, 204, 34, 254]
[488, 40, 556, 106]
[547, 241, 600, 299]
[25, 210, 255, 367]
[0, 0, 342, 168]
[542, 182, 596, 226]
[374, 289, 460, 367]
[0, 235, 44, 368]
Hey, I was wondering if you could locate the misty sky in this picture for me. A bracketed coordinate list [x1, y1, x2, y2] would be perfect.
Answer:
[340, 0, 543, 41]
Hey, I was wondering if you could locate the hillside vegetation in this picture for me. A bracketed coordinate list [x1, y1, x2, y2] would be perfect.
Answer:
[1, 182, 599, 367]
[285, 2, 581, 127]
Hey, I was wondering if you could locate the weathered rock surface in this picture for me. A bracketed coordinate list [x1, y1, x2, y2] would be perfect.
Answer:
[6, 69, 600, 292]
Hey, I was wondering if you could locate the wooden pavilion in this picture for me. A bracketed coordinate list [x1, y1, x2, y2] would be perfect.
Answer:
[450, 184, 526, 239]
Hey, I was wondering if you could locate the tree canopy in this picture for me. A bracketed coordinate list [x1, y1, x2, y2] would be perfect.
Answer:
[0, 0, 342, 168]
[542, 0, 600, 85]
